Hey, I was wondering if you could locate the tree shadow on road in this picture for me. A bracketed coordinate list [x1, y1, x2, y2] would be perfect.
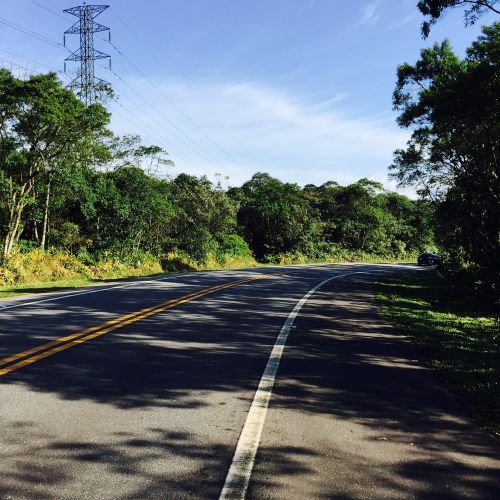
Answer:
[1, 267, 499, 498]
[0, 421, 317, 499]
[247, 274, 500, 498]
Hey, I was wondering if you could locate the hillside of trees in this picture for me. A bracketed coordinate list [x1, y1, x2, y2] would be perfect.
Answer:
[0, 68, 433, 286]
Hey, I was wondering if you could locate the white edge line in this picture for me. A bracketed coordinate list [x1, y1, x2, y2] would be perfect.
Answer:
[0, 268, 269, 312]
[219, 272, 349, 500]
[0, 274, 185, 312]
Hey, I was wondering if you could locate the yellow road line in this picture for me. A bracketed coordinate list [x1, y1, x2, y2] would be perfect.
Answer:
[0, 285, 209, 369]
[0, 275, 268, 378]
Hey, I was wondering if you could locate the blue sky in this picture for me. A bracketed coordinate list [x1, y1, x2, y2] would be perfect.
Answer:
[0, 0, 496, 192]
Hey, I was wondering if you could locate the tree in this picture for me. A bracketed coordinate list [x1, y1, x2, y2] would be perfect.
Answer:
[169, 174, 240, 263]
[83, 167, 173, 254]
[391, 24, 500, 296]
[417, 0, 499, 37]
[329, 179, 392, 254]
[229, 173, 319, 260]
[102, 134, 173, 175]
[302, 181, 340, 244]
[0, 70, 110, 260]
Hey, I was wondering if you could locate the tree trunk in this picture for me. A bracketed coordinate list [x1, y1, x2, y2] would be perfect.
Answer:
[40, 177, 51, 250]
[1, 182, 31, 261]
[2, 201, 24, 260]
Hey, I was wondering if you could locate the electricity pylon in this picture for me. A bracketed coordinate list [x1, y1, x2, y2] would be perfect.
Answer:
[64, 4, 111, 106]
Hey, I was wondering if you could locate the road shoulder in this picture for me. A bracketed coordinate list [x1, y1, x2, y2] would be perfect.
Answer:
[247, 270, 500, 499]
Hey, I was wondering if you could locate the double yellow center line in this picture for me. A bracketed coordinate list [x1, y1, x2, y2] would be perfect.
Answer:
[0, 274, 268, 378]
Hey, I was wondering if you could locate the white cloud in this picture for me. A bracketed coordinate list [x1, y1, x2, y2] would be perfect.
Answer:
[308, 92, 352, 109]
[109, 77, 410, 193]
[354, 1, 381, 27]
[380, 13, 417, 33]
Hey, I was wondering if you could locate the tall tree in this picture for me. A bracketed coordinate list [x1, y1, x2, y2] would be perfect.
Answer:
[0, 70, 110, 259]
[391, 24, 500, 296]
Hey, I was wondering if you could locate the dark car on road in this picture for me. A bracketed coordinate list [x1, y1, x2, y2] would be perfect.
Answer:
[418, 252, 441, 266]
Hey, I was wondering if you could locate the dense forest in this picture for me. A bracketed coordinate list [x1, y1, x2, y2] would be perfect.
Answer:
[0, 68, 434, 279]
[1, 6, 499, 307]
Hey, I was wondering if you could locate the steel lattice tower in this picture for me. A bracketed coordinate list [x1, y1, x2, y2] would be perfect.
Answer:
[64, 4, 111, 106]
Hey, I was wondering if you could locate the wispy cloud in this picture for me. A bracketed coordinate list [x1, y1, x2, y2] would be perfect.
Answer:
[354, 1, 381, 28]
[110, 78, 409, 191]
[380, 13, 416, 33]
[308, 92, 352, 110]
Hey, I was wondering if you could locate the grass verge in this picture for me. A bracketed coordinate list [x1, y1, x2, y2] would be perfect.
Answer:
[0, 250, 259, 300]
[0, 248, 414, 301]
[0, 279, 95, 299]
[377, 269, 500, 438]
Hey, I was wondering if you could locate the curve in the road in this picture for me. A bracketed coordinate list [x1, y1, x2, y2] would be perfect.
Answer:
[220, 272, 356, 499]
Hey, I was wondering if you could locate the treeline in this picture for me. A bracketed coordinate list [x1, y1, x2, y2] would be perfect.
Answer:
[0, 68, 432, 279]
[229, 174, 433, 261]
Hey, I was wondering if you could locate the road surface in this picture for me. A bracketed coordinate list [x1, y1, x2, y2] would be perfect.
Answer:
[0, 264, 499, 499]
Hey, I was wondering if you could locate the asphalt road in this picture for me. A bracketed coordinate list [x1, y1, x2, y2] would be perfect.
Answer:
[0, 264, 499, 499]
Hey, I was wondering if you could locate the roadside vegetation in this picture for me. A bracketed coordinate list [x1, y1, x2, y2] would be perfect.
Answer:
[0, 68, 433, 295]
[377, 270, 500, 437]
[377, 0, 500, 437]
[1, 1, 498, 309]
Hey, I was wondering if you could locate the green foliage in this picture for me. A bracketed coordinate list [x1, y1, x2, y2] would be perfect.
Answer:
[0, 69, 436, 289]
[217, 234, 253, 262]
[229, 173, 321, 259]
[417, 0, 499, 37]
[86, 166, 173, 254]
[0, 70, 111, 259]
[391, 24, 500, 302]
[169, 174, 241, 263]
[289, 178, 433, 260]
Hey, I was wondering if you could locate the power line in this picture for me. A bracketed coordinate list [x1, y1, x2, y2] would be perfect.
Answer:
[27, 0, 69, 21]
[105, 34, 242, 167]
[110, 98, 201, 169]
[0, 58, 35, 79]
[0, 48, 44, 69]
[104, 65, 210, 168]
[107, 67, 229, 169]
[0, 48, 63, 75]
[96, 69, 202, 167]
[0, 49, 72, 87]
[110, 7, 252, 158]
[0, 15, 67, 51]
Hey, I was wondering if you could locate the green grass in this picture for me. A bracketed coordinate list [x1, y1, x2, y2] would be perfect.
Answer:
[0, 278, 95, 299]
[377, 270, 500, 438]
